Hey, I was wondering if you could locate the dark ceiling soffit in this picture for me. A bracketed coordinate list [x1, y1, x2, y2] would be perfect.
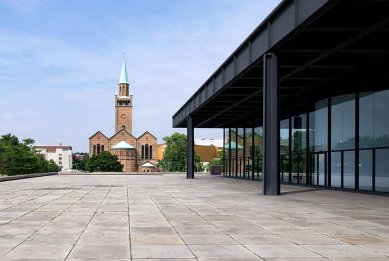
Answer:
[172, 0, 332, 128]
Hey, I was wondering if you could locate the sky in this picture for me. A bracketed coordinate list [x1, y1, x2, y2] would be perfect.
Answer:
[0, 0, 282, 152]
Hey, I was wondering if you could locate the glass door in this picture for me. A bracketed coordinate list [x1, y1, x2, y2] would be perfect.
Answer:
[310, 152, 327, 186]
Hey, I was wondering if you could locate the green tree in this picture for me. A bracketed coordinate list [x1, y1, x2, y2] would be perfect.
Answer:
[85, 151, 123, 172]
[47, 159, 61, 172]
[0, 133, 60, 176]
[158, 132, 202, 172]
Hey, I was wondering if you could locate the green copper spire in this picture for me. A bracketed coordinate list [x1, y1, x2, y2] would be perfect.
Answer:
[119, 58, 129, 84]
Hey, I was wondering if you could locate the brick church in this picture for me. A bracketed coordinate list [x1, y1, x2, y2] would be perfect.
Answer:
[89, 59, 157, 172]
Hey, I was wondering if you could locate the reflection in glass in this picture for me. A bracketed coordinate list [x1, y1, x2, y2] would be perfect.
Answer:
[245, 128, 253, 179]
[376, 149, 389, 192]
[374, 90, 389, 147]
[313, 99, 328, 152]
[280, 119, 290, 182]
[331, 152, 341, 187]
[331, 95, 355, 150]
[292, 115, 307, 184]
[254, 127, 262, 180]
[224, 128, 230, 176]
[360, 90, 389, 148]
[230, 128, 237, 177]
[359, 150, 373, 191]
[237, 128, 245, 177]
[343, 151, 355, 189]
[318, 153, 326, 186]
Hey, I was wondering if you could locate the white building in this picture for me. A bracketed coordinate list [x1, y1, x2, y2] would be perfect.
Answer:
[33, 145, 73, 171]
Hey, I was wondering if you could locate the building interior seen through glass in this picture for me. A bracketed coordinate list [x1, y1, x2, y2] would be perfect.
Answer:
[222, 90, 389, 193]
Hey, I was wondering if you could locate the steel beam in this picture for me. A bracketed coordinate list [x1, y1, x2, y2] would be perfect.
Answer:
[263, 53, 280, 195]
[187, 116, 194, 179]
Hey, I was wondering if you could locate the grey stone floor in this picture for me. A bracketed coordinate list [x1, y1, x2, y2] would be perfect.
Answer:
[0, 174, 388, 261]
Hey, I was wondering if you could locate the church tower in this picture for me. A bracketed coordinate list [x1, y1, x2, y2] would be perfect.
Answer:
[115, 58, 133, 133]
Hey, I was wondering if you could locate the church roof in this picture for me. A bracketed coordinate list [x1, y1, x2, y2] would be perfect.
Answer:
[140, 161, 156, 167]
[111, 141, 134, 150]
[119, 58, 129, 84]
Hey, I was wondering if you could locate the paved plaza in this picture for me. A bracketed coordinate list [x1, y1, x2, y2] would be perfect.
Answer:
[0, 174, 388, 260]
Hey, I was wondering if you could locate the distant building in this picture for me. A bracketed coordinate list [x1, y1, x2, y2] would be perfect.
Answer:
[157, 139, 223, 164]
[89, 59, 157, 172]
[33, 145, 73, 171]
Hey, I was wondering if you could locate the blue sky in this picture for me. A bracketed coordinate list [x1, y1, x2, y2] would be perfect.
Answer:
[0, 0, 281, 152]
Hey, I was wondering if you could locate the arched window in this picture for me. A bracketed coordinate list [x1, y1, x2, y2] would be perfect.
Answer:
[145, 144, 149, 159]
[97, 144, 101, 154]
[141, 145, 144, 159]
[101, 145, 104, 152]
[93, 145, 96, 155]
[122, 125, 125, 129]
[149, 145, 152, 159]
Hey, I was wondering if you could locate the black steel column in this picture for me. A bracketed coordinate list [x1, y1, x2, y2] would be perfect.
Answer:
[263, 53, 280, 195]
[187, 116, 194, 179]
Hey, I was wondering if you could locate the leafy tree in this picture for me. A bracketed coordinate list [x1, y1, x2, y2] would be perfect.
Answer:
[159, 132, 202, 172]
[205, 150, 224, 172]
[0, 133, 60, 176]
[85, 151, 123, 172]
[47, 159, 61, 172]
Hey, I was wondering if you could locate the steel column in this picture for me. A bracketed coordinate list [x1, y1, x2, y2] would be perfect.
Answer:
[187, 116, 194, 179]
[263, 53, 280, 195]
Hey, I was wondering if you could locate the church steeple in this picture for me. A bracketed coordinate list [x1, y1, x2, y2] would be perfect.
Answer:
[119, 58, 129, 84]
[115, 57, 133, 133]
[118, 57, 130, 97]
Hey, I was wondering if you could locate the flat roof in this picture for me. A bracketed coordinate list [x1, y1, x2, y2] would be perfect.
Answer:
[172, 0, 389, 128]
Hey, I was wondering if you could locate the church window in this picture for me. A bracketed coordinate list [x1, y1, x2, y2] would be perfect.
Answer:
[149, 145, 152, 159]
[97, 144, 101, 154]
[145, 144, 149, 159]
[141, 145, 144, 159]
[93, 145, 96, 155]
[101, 145, 104, 152]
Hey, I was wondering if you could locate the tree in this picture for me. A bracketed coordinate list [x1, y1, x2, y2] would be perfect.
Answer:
[158, 132, 202, 172]
[85, 151, 123, 172]
[47, 159, 61, 172]
[0, 133, 60, 176]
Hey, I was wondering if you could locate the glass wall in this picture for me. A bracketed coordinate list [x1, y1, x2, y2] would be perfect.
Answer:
[291, 114, 307, 184]
[376, 148, 389, 192]
[245, 128, 253, 179]
[230, 129, 237, 177]
[254, 127, 263, 180]
[331, 152, 341, 188]
[331, 94, 355, 150]
[360, 90, 389, 148]
[237, 128, 245, 178]
[221, 89, 389, 193]
[343, 151, 355, 189]
[359, 150, 373, 191]
[280, 119, 290, 183]
[312, 99, 328, 152]
[223, 128, 230, 176]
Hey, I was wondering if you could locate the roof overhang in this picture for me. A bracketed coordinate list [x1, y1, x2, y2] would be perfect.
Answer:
[172, 0, 389, 128]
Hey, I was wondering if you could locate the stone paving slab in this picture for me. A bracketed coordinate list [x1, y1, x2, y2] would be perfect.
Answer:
[0, 174, 388, 260]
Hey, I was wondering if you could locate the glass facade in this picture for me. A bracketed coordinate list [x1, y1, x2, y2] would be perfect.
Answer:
[223, 127, 262, 180]
[223, 90, 389, 193]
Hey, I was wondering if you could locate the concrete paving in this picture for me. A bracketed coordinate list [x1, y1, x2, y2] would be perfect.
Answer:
[0, 174, 388, 260]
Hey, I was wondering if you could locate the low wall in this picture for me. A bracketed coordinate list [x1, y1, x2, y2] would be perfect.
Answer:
[0, 172, 58, 182]
[60, 172, 209, 175]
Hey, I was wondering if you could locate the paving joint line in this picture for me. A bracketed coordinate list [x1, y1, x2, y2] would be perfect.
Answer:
[145, 191, 199, 261]
[64, 186, 113, 260]
[0, 186, 94, 258]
